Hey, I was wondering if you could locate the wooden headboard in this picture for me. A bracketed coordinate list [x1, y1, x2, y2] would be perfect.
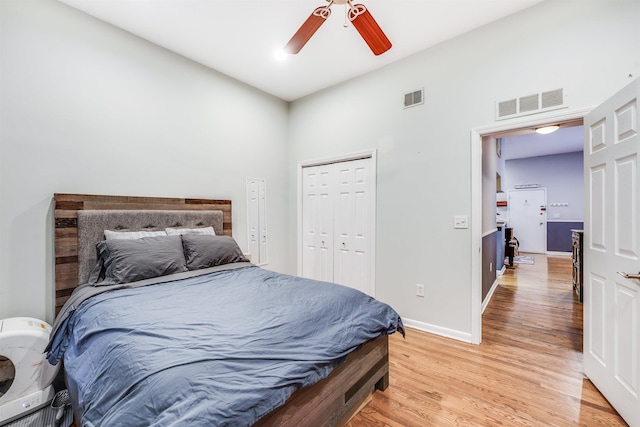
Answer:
[53, 194, 232, 315]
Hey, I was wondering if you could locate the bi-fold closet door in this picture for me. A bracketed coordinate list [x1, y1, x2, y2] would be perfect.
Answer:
[301, 157, 375, 296]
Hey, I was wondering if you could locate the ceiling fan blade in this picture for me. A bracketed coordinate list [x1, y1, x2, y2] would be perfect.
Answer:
[348, 4, 392, 55]
[284, 6, 332, 54]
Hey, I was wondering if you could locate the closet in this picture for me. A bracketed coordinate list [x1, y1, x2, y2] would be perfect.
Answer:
[301, 157, 375, 296]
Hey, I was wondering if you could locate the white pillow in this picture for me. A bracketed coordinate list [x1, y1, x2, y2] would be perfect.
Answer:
[165, 226, 216, 236]
[104, 229, 168, 240]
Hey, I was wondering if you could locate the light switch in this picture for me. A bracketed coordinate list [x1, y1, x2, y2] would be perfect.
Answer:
[454, 215, 468, 229]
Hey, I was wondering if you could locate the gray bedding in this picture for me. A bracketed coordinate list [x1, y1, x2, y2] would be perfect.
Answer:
[46, 264, 403, 426]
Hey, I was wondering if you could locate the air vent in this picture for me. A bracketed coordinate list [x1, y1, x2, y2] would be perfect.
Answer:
[541, 88, 564, 109]
[498, 99, 517, 117]
[519, 94, 539, 113]
[496, 88, 565, 120]
[404, 88, 424, 108]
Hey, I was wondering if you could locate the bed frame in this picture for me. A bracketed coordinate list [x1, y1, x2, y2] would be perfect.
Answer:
[52, 193, 390, 426]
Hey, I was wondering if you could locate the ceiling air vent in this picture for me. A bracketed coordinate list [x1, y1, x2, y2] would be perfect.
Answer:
[496, 88, 565, 120]
[404, 88, 424, 108]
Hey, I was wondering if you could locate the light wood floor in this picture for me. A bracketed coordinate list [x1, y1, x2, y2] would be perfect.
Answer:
[347, 253, 627, 426]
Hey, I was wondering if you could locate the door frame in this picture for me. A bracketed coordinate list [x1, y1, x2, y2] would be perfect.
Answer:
[470, 107, 592, 344]
[296, 149, 377, 288]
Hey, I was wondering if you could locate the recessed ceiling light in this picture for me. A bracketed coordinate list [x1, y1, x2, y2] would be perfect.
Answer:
[535, 125, 560, 134]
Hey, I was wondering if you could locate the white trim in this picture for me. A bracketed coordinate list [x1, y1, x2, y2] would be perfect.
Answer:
[482, 278, 500, 314]
[482, 228, 498, 238]
[296, 150, 377, 295]
[473, 107, 593, 135]
[470, 106, 592, 345]
[470, 129, 483, 345]
[402, 320, 473, 343]
[546, 251, 572, 257]
[298, 149, 376, 168]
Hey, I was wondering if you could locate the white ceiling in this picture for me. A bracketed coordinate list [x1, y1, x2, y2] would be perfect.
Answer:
[58, 0, 545, 102]
[501, 125, 584, 160]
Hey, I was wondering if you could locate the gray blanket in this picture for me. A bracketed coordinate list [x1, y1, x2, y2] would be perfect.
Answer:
[46, 264, 403, 426]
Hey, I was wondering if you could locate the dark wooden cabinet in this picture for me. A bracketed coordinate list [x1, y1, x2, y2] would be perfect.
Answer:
[571, 229, 583, 302]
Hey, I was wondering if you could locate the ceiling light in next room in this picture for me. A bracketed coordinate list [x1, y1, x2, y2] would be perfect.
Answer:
[535, 125, 560, 134]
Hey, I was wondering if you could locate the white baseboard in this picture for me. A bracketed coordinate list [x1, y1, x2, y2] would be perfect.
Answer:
[546, 251, 572, 257]
[482, 278, 500, 314]
[401, 318, 473, 344]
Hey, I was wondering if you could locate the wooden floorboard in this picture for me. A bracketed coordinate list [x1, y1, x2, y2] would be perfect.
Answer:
[347, 253, 627, 426]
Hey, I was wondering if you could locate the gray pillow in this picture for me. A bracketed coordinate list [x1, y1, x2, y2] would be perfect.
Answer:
[89, 235, 188, 285]
[181, 235, 249, 270]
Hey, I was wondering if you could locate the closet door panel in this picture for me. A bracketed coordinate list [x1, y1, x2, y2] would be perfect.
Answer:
[302, 165, 334, 282]
[333, 159, 374, 295]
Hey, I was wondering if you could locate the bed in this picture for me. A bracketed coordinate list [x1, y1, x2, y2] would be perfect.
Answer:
[48, 193, 403, 426]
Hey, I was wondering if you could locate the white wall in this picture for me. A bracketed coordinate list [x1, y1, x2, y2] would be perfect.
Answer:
[0, 0, 290, 323]
[288, 0, 640, 339]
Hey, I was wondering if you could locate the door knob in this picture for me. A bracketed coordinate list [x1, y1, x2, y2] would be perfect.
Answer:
[617, 271, 640, 280]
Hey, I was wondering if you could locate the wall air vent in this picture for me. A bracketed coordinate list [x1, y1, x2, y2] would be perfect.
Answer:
[496, 88, 565, 120]
[404, 88, 424, 108]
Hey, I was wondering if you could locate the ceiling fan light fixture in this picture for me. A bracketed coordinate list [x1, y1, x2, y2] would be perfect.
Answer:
[283, 5, 332, 54]
[273, 49, 288, 61]
[535, 125, 560, 135]
[284, 0, 391, 56]
[348, 3, 392, 55]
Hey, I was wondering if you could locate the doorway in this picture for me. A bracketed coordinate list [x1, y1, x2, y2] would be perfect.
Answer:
[470, 108, 590, 344]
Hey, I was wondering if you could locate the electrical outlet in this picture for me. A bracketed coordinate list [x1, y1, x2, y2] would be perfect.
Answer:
[416, 284, 425, 297]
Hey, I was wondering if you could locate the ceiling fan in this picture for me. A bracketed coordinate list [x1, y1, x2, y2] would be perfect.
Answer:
[284, 0, 392, 56]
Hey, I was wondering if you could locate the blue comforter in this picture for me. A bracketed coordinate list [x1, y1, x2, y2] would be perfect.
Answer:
[47, 264, 403, 426]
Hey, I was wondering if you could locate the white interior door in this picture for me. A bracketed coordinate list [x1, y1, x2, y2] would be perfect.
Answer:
[333, 158, 375, 296]
[507, 188, 547, 253]
[302, 164, 334, 282]
[584, 78, 640, 427]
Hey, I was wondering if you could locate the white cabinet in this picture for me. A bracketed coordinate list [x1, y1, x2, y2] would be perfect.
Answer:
[246, 178, 267, 265]
[301, 157, 375, 296]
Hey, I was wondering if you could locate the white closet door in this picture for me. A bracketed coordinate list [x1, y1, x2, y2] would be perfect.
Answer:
[302, 164, 334, 282]
[333, 158, 374, 296]
[246, 178, 268, 265]
[301, 157, 375, 297]
[257, 179, 268, 264]
[247, 179, 260, 262]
